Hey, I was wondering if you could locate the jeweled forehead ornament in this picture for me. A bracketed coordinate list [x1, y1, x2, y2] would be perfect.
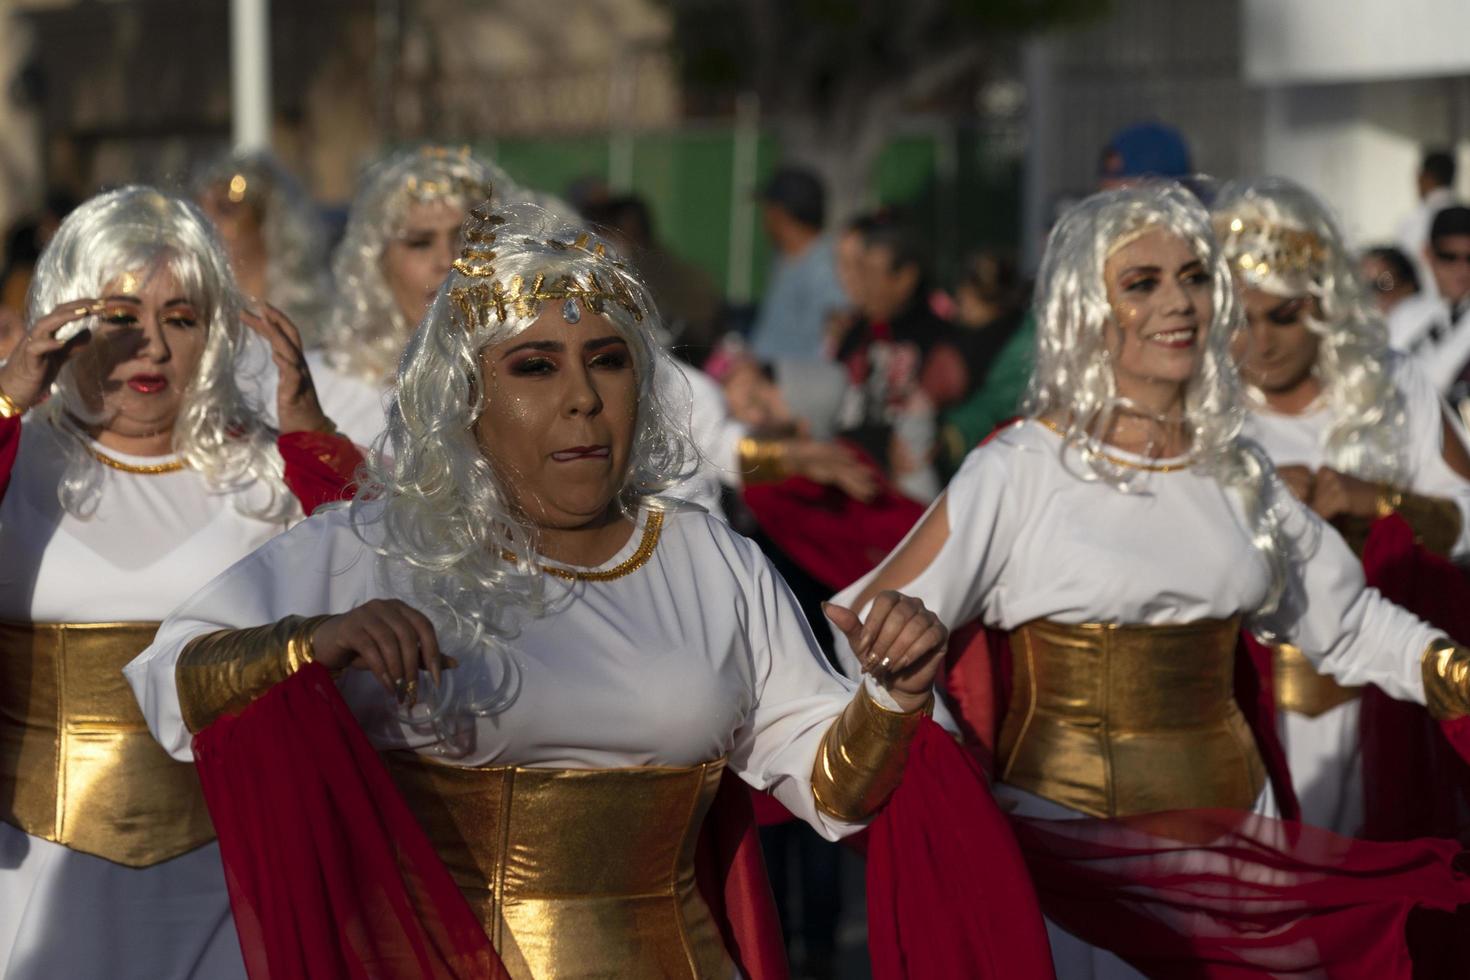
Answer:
[1214, 215, 1327, 288]
[447, 205, 645, 334]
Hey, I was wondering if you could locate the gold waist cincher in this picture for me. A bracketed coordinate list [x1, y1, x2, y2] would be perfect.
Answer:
[998, 617, 1266, 818]
[1273, 643, 1362, 717]
[385, 753, 733, 980]
[0, 620, 214, 867]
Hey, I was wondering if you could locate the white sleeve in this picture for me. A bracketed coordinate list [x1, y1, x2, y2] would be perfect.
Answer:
[1260, 492, 1443, 703]
[678, 362, 749, 487]
[828, 439, 1021, 680]
[1395, 355, 1470, 561]
[727, 539, 880, 841]
[124, 507, 377, 762]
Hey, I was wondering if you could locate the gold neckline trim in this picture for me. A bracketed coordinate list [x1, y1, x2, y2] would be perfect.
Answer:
[1034, 417, 1195, 473]
[506, 510, 664, 582]
[88, 446, 187, 475]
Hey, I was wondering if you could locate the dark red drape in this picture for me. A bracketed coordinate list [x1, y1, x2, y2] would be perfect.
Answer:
[276, 430, 364, 515]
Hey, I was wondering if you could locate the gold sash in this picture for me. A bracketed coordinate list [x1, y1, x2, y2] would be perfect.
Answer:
[1273, 643, 1362, 717]
[385, 753, 732, 980]
[0, 620, 214, 867]
[999, 617, 1266, 818]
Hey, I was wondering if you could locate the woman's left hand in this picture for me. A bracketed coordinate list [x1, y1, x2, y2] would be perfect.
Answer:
[824, 591, 947, 712]
[242, 303, 332, 435]
[1310, 466, 1380, 521]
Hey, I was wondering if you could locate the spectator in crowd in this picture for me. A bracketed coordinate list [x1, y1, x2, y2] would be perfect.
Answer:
[931, 251, 1034, 474]
[1097, 121, 1193, 190]
[1388, 205, 1470, 395]
[833, 211, 953, 500]
[1397, 149, 1461, 297]
[1360, 245, 1420, 316]
[748, 167, 850, 361]
[584, 194, 725, 364]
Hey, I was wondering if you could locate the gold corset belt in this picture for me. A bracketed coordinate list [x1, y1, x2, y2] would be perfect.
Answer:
[1273, 643, 1362, 717]
[384, 753, 733, 980]
[0, 620, 214, 867]
[999, 617, 1267, 818]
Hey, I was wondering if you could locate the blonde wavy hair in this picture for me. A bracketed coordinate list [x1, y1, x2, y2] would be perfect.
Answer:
[28, 186, 294, 521]
[1212, 176, 1407, 484]
[1024, 181, 1294, 619]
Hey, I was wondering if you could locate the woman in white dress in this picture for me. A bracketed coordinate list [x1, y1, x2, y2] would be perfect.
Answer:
[127, 201, 960, 979]
[831, 182, 1470, 978]
[1213, 176, 1470, 836]
[0, 187, 360, 978]
[307, 146, 525, 447]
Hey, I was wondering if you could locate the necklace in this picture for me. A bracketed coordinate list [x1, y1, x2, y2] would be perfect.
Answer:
[88, 446, 187, 475]
[1034, 418, 1195, 473]
[503, 510, 664, 582]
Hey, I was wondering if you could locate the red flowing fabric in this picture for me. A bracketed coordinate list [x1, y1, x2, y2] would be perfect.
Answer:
[858, 721, 1057, 980]
[276, 430, 365, 514]
[741, 445, 925, 592]
[193, 664, 794, 979]
[942, 616, 1470, 977]
[1357, 512, 1470, 840]
[0, 415, 20, 504]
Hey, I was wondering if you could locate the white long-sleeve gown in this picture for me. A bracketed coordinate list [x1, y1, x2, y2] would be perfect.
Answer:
[1242, 353, 1470, 834]
[0, 421, 294, 980]
[831, 419, 1442, 980]
[128, 498, 873, 834]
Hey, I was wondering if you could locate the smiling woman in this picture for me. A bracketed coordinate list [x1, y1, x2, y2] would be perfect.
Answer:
[0, 186, 362, 979]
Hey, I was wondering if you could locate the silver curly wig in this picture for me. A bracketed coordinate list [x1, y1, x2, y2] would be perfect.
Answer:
[322, 146, 523, 386]
[191, 150, 332, 344]
[1213, 176, 1407, 484]
[352, 201, 697, 679]
[28, 186, 294, 521]
[1024, 181, 1293, 618]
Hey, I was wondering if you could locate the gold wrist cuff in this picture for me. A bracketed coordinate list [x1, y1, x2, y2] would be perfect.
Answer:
[811, 685, 931, 822]
[0, 384, 22, 419]
[1421, 638, 1470, 721]
[737, 436, 789, 484]
[176, 614, 334, 732]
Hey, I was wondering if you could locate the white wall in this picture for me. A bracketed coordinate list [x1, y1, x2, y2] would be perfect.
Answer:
[1245, 0, 1470, 85]
[1256, 79, 1464, 246]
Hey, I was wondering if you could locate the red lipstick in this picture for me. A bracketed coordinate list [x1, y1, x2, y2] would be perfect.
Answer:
[127, 374, 168, 394]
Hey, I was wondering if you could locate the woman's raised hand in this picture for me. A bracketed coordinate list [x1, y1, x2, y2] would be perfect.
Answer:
[0, 299, 102, 411]
[310, 599, 453, 704]
[824, 590, 947, 712]
[240, 303, 332, 435]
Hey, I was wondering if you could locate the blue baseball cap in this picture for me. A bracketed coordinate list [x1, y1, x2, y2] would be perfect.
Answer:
[1099, 123, 1192, 181]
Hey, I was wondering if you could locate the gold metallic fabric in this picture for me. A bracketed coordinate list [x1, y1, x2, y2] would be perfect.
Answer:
[737, 436, 789, 484]
[999, 618, 1266, 818]
[384, 754, 732, 980]
[811, 685, 929, 822]
[1422, 639, 1470, 721]
[0, 620, 214, 867]
[176, 614, 332, 733]
[1273, 643, 1362, 717]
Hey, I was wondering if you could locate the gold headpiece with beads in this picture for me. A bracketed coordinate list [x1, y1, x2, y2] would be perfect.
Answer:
[448, 204, 645, 332]
[1213, 215, 1327, 285]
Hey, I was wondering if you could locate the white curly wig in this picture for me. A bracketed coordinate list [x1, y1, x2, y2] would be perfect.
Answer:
[1213, 176, 1407, 484]
[28, 186, 294, 521]
[191, 150, 332, 344]
[351, 200, 697, 680]
[322, 146, 533, 387]
[1024, 181, 1293, 618]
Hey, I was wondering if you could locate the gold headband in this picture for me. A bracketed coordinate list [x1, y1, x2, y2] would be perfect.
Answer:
[1214, 216, 1326, 283]
[448, 206, 645, 331]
